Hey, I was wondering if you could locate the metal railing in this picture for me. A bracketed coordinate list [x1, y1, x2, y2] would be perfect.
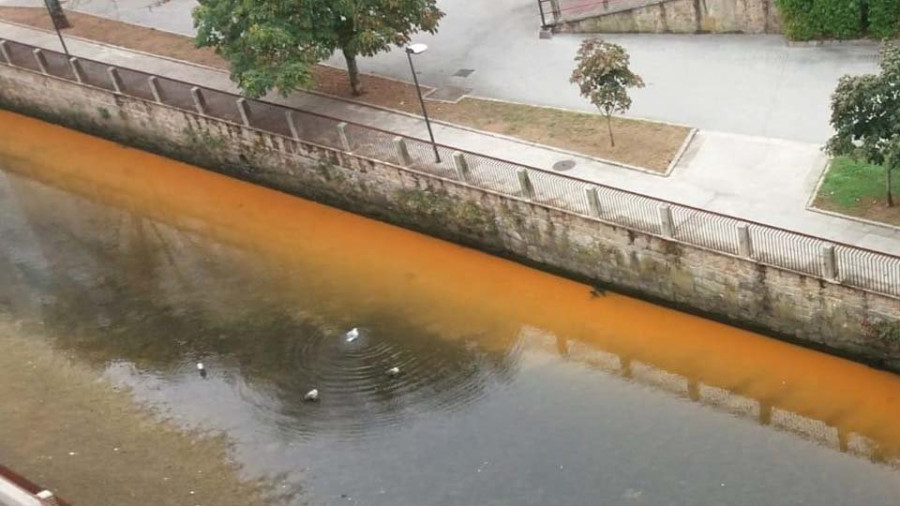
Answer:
[2, 38, 899, 299]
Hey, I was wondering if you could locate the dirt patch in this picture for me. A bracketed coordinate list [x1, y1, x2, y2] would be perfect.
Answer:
[0, 317, 269, 506]
[0, 7, 690, 172]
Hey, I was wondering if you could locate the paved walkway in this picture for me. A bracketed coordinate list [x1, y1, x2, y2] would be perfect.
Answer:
[1, 21, 898, 255]
[0, 0, 881, 142]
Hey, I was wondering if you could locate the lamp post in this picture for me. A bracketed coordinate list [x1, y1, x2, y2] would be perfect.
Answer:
[42, 0, 70, 59]
[405, 43, 440, 164]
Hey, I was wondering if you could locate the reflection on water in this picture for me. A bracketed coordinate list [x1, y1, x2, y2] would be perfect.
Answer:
[2, 110, 900, 505]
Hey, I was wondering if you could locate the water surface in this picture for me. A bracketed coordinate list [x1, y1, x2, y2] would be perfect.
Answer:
[1, 110, 900, 505]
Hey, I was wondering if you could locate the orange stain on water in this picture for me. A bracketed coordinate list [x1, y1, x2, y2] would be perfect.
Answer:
[2, 110, 900, 462]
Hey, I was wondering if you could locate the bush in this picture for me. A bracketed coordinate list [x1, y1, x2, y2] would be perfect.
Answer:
[869, 0, 900, 38]
[777, 0, 864, 40]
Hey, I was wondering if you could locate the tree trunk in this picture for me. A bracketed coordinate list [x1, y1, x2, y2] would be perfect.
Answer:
[605, 114, 615, 148]
[888, 166, 895, 207]
[342, 49, 362, 96]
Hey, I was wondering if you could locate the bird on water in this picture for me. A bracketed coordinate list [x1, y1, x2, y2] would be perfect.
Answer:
[304, 388, 320, 402]
[346, 328, 360, 343]
[197, 362, 207, 379]
[386, 367, 401, 377]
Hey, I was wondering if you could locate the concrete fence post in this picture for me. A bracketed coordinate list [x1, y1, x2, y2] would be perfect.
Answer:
[736, 224, 752, 258]
[286, 111, 301, 141]
[517, 169, 535, 199]
[69, 57, 86, 83]
[584, 187, 601, 218]
[147, 76, 163, 103]
[821, 244, 838, 281]
[36, 490, 59, 506]
[107, 67, 124, 93]
[658, 205, 675, 238]
[0, 40, 10, 65]
[337, 122, 352, 152]
[32, 48, 49, 74]
[452, 151, 470, 182]
[236, 98, 252, 126]
[393, 137, 413, 166]
[190, 86, 207, 115]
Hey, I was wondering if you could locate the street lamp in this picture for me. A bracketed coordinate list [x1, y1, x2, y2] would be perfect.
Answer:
[405, 43, 440, 163]
[42, 0, 70, 59]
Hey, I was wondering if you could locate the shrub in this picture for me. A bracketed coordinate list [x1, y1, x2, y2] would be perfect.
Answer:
[777, 0, 864, 40]
[869, 0, 900, 38]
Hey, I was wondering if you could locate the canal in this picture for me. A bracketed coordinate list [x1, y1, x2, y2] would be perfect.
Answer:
[1, 109, 900, 505]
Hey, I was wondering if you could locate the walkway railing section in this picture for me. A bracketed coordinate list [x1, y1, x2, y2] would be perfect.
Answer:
[2, 38, 899, 299]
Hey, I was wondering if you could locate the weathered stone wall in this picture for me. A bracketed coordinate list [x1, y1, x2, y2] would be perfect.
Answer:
[555, 0, 782, 34]
[0, 63, 898, 370]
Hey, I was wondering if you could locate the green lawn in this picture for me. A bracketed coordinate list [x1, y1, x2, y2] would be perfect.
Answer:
[814, 156, 900, 226]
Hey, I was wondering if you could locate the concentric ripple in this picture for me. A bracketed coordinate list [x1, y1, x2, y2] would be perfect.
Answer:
[240, 323, 519, 440]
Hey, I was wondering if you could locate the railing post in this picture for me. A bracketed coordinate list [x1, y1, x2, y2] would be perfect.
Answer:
[517, 169, 535, 199]
[585, 187, 601, 218]
[452, 151, 470, 182]
[32, 48, 49, 74]
[393, 137, 413, 166]
[191, 86, 206, 116]
[236, 98, 251, 126]
[107, 66, 124, 93]
[147, 76, 163, 103]
[736, 224, 752, 258]
[337, 122, 351, 152]
[821, 244, 837, 281]
[69, 57, 85, 83]
[286, 111, 301, 141]
[658, 205, 675, 238]
[0, 40, 10, 65]
[190, 86, 207, 115]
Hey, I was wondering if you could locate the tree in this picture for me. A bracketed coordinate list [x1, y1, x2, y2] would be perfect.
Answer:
[192, 0, 444, 98]
[570, 38, 644, 148]
[827, 42, 900, 206]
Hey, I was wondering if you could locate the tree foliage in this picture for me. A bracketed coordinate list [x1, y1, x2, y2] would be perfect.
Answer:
[775, 0, 863, 40]
[869, 0, 900, 39]
[827, 42, 900, 206]
[193, 0, 444, 98]
[570, 38, 644, 147]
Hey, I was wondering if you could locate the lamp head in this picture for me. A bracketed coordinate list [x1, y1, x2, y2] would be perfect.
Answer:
[406, 43, 428, 55]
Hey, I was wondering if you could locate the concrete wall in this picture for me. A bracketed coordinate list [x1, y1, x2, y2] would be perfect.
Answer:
[555, 0, 782, 34]
[0, 63, 898, 370]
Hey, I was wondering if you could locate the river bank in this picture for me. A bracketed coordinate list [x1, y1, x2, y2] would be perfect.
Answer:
[0, 316, 269, 506]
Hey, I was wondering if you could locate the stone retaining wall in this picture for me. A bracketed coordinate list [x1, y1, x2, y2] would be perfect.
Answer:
[555, 0, 782, 34]
[1, 62, 898, 370]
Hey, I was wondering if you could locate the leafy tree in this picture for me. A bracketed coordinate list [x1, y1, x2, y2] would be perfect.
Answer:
[827, 42, 900, 206]
[192, 0, 444, 98]
[570, 39, 644, 147]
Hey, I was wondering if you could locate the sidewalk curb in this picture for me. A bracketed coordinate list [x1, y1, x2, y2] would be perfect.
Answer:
[804, 159, 900, 234]
[665, 128, 698, 175]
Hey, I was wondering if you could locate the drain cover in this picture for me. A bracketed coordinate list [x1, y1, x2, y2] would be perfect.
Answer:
[552, 159, 576, 172]
[453, 68, 475, 77]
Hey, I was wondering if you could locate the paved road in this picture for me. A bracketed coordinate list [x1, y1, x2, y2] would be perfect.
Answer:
[1, 0, 881, 142]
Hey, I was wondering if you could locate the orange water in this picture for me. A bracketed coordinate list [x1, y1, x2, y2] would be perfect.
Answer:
[2, 109, 899, 465]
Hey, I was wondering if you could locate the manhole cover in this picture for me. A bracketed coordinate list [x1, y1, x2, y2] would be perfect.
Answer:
[552, 159, 576, 172]
[453, 68, 475, 77]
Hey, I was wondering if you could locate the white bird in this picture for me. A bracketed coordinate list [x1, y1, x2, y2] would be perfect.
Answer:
[197, 362, 207, 378]
[345, 328, 360, 343]
[386, 367, 401, 377]
[304, 388, 319, 402]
